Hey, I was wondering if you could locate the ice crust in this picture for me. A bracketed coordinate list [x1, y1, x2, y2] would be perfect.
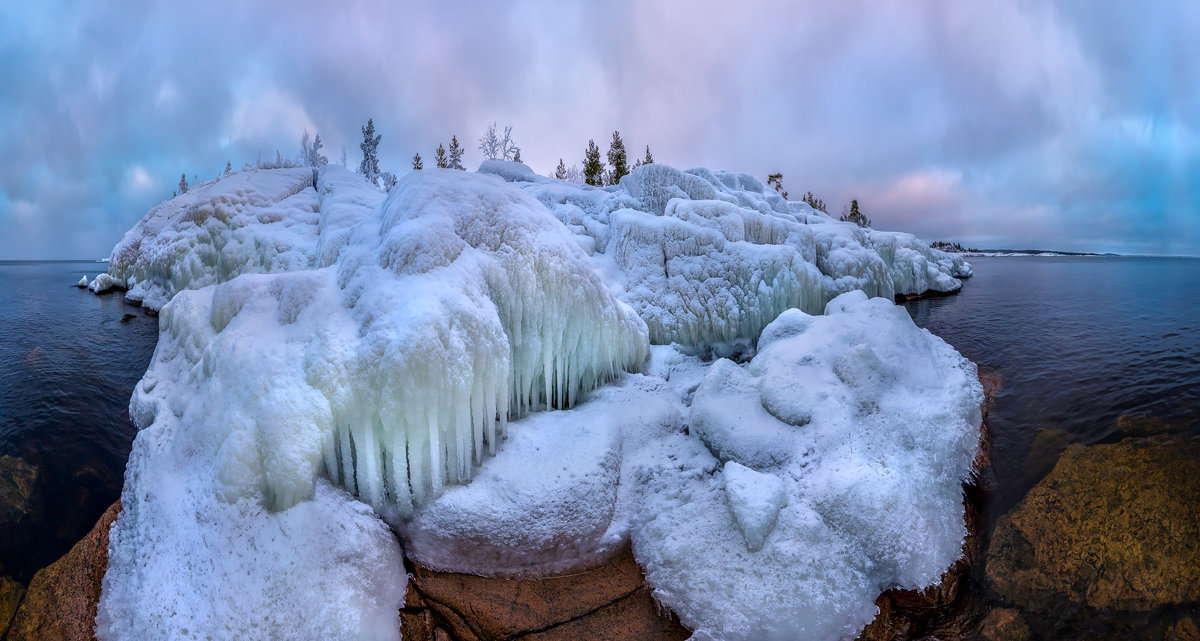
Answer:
[99, 163, 978, 641]
[88, 273, 121, 293]
[483, 161, 969, 350]
[631, 292, 983, 640]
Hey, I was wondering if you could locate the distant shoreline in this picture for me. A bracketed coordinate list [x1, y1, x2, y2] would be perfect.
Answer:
[961, 250, 1199, 259]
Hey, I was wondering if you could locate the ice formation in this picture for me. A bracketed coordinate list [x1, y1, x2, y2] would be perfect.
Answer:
[77, 274, 89, 287]
[106, 167, 320, 309]
[98, 161, 978, 641]
[630, 292, 983, 640]
[482, 161, 970, 351]
[88, 273, 121, 293]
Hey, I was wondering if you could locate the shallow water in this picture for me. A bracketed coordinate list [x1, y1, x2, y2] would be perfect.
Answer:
[905, 255, 1200, 518]
[905, 255, 1200, 638]
[0, 261, 158, 580]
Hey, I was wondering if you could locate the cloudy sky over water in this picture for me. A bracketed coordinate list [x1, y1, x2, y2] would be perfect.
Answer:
[1, 0, 1197, 258]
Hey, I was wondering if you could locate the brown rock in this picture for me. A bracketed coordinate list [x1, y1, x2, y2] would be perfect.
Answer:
[986, 436, 1200, 613]
[405, 545, 689, 641]
[1, 575, 25, 636]
[978, 608, 1029, 641]
[1167, 617, 1200, 641]
[6, 501, 120, 641]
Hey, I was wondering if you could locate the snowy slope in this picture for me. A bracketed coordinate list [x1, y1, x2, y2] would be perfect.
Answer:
[98, 163, 978, 641]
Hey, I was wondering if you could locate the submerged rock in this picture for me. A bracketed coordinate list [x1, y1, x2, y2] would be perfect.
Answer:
[987, 435, 1200, 614]
[1, 575, 25, 636]
[6, 501, 119, 641]
[977, 608, 1030, 641]
[0, 456, 43, 575]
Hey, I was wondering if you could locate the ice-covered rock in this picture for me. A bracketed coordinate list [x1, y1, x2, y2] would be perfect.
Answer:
[87, 273, 121, 293]
[76, 275, 88, 288]
[507, 163, 967, 350]
[723, 461, 787, 552]
[107, 167, 319, 310]
[99, 161, 978, 641]
[631, 291, 983, 641]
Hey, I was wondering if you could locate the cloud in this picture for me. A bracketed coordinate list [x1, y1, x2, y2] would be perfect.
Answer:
[0, 0, 1197, 259]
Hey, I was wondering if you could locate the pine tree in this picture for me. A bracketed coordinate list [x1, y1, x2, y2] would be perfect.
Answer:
[607, 130, 628, 184]
[311, 133, 327, 166]
[839, 199, 872, 228]
[178, 173, 189, 194]
[643, 145, 654, 165]
[434, 144, 448, 169]
[767, 173, 788, 200]
[448, 135, 465, 170]
[512, 148, 522, 164]
[380, 171, 398, 191]
[583, 139, 604, 186]
[224, 161, 232, 175]
[554, 158, 568, 180]
[801, 191, 827, 213]
[359, 118, 381, 183]
[412, 152, 423, 170]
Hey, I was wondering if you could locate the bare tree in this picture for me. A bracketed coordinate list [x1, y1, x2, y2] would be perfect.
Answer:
[478, 122, 520, 161]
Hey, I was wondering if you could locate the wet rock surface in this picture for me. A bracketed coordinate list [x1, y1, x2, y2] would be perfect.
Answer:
[5, 501, 119, 641]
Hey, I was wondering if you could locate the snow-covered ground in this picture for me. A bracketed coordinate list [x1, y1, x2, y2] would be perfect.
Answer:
[96, 162, 980, 641]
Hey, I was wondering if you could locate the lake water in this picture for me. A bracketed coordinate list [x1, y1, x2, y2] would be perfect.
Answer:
[0, 261, 158, 580]
[905, 256, 1200, 519]
[1, 256, 1197, 623]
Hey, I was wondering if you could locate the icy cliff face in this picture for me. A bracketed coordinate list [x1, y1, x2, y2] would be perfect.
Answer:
[99, 162, 977, 641]
[482, 161, 968, 350]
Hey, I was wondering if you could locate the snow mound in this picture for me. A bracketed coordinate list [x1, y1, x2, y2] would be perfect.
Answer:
[631, 291, 983, 641]
[404, 374, 683, 575]
[76, 275, 89, 288]
[107, 167, 319, 310]
[88, 273, 121, 293]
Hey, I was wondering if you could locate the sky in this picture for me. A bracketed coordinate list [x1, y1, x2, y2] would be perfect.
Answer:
[1, 0, 1198, 259]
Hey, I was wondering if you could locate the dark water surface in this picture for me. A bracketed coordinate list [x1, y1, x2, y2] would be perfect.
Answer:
[0, 261, 158, 580]
[905, 256, 1200, 637]
[905, 256, 1200, 518]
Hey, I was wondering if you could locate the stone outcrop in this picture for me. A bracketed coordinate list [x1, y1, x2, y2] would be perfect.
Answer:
[5, 501, 119, 641]
[987, 435, 1200, 614]
[402, 545, 689, 641]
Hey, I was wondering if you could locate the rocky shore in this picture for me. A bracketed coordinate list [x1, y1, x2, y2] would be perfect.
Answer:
[6, 372, 1196, 641]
